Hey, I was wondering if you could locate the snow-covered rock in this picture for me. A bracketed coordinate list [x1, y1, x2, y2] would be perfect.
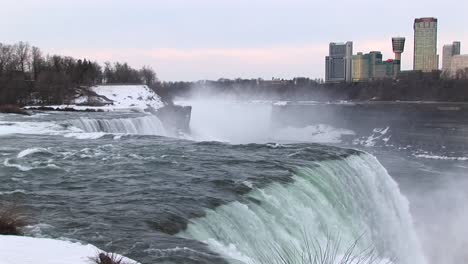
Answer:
[0, 235, 139, 264]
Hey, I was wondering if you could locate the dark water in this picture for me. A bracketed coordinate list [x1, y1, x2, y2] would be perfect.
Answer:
[0, 103, 467, 264]
[0, 115, 357, 263]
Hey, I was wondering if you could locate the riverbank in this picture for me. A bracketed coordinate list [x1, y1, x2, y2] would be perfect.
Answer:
[0, 105, 30, 116]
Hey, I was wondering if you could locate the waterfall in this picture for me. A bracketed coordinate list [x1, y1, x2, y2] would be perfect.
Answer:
[70, 115, 167, 136]
[180, 153, 426, 264]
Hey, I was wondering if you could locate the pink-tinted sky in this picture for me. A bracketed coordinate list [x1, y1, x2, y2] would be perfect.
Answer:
[1, 0, 467, 81]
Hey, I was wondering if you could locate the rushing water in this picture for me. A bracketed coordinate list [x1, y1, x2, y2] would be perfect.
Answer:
[0, 103, 467, 264]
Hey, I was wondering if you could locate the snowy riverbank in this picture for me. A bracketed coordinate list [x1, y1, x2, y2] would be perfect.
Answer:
[0, 235, 138, 264]
[25, 85, 164, 113]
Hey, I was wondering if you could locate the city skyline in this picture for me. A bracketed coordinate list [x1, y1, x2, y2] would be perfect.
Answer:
[1, 0, 467, 81]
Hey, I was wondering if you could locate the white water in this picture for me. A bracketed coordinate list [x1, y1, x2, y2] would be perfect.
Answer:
[17, 147, 50, 158]
[0, 120, 76, 136]
[68, 115, 167, 136]
[273, 124, 355, 144]
[181, 153, 426, 264]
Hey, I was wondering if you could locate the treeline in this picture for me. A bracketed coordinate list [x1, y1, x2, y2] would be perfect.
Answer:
[154, 73, 468, 102]
[0, 41, 158, 105]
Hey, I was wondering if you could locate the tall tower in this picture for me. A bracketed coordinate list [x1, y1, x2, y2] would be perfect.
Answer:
[392, 37, 406, 61]
[413, 17, 438, 72]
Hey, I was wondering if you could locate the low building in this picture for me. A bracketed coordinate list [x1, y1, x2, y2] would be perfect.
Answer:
[375, 59, 401, 80]
[352, 53, 371, 82]
[449, 55, 468, 78]
[352, 51, 400, 82]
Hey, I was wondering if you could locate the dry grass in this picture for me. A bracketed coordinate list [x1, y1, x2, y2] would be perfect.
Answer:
[0, 203, 27, 235]
[91, 252, 132, 264]
[255, 232, 394, 264]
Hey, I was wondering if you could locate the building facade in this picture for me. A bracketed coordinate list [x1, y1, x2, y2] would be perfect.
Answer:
[442, 44, 455, 73]
[352, 51, 400, 82]
[325, 42, 353, 83]
[352, 53, 371, 82]
[413, 17, 439, 72]
[453, 41, 461, 56]
[442, 41, 462, 76]
[449, 55, 468, 78]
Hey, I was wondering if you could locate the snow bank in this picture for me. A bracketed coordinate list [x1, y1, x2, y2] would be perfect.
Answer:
[0, 235, 139, 264]
[90, 85, 163, 110]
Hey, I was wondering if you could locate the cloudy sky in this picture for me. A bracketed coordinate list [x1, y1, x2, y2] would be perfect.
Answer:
[1, 0, 467, 81]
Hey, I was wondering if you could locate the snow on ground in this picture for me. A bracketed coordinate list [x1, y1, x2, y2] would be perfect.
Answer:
[0, 235, 139, 264]
[90, 85, 163, 110]
[25, 85, 164, 112]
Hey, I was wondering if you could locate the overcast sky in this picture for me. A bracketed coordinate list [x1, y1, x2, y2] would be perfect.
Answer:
[1, 0, 467, 81]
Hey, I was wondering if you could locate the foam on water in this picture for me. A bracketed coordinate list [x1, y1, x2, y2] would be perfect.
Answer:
[3, 158, 33, 172]
[273, 124, 355, 143]
[0, 121, 74, 136]
[17, 148, 51, 158]
[413, 154, 468, 161]
[0, 114, 167, 139]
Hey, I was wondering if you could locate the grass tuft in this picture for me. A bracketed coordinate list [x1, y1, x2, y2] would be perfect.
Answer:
[91, 252, 132, 264]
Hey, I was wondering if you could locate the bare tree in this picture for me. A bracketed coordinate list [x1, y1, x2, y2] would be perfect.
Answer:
[31, 46, 43, 80]
[14, 41, 30, 73]
[0, 43, 15, 75]
[139, 65, 158, 86]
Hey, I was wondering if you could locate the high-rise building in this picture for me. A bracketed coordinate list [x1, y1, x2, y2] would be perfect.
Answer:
[413, 17, 438, 72]
[453, 41, 461, 55]
[442, 44, 454, 73]
[325, 42, 353, 83]
[442, 41, 463, 74]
